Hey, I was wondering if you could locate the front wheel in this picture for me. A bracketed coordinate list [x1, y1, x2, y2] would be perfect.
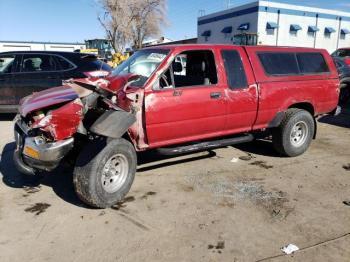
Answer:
[73, 138, 137, 208]
[272, 109, 315, 157]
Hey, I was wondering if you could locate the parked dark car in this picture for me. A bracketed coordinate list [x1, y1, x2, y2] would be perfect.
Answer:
[333, 57, 350, 103]
[0, 51, 112, 113]
[332, 48, 350, 66]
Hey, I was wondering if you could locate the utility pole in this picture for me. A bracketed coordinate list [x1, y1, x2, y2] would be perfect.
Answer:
[314, 14, 319, 48]
[276, 10, 280, 46]
[224, 0, 230, 9]
[198, 9, 205, 17]
[336, 17, 342, 49]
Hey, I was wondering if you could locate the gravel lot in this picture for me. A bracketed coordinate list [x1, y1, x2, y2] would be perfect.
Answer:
[0, 107, 349, 262]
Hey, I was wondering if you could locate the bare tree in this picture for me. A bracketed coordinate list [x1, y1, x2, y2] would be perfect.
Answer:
[98, 0, 132, 53]
[98, 0, 167, 52]
[129, 0, 167, 50]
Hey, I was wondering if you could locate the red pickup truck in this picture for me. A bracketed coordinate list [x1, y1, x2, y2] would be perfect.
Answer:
[13, 44, 340, 208]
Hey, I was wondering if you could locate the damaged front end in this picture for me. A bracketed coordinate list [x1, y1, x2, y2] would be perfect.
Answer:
[14, 86, 85, 175]
[13, 74, 140, 176]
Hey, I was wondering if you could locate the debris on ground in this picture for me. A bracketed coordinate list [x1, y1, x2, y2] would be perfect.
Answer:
[230, 157, 239, 163]
[343, 164, 350, 171]
[111, 196, 135, 210]
[343, 201, 350, 206]
[208, 241, 225, 251]
[250, 161, 274, 169]
[140, 191, 157, 200]
[24, 203, 51, 216]
[23, 186, 41, 194]
[239, 153, 255, 161]
[281, 243, 299, 254]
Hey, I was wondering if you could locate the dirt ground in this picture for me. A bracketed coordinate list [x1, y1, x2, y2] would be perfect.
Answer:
[0, 107, 349, 262]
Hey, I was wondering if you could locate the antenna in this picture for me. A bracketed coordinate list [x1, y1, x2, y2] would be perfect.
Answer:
[224, 0, 229, 9]
[198, 9, 206, 17]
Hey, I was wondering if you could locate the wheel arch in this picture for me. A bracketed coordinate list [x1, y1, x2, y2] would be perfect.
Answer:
[288, 103, 316, 139]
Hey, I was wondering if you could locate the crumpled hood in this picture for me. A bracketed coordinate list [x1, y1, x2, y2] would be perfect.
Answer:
[19, 85, 79, 117]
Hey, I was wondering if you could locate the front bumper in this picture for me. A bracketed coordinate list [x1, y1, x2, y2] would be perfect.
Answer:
[14, 120, 74, 175]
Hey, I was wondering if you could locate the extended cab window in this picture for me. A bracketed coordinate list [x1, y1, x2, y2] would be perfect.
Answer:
[258, 52, 299, 76]
[0, 55, 15, 74]
[296, 53, 329, 74]
[21, 54, 57, 72]
[258, 51, 329, 76]
[159, 50, 218, 89]
[221, 50, 247, 89]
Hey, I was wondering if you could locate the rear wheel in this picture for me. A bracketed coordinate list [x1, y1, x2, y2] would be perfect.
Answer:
[272, 109, 315, 157]
[73, 138, 137, 208]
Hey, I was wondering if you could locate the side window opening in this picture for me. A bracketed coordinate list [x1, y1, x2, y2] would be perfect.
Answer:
[21, 54, 57, 72]
[257, 52, 329, 76]
[221, 50, 248, 89]
[258, 52, 299, 76]
[55, 56, 75, 70]
[159, 50, 218, 89]
[296, 53, 329, 74]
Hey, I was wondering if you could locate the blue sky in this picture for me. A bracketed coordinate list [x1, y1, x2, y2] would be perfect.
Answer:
[1, 0, 350, 43]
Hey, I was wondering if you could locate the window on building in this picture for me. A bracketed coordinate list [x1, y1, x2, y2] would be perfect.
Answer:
[221, 50, 247, 89]
[290, 24, 302, 37]
[257, 52, 299, 76]
[266, 22, 278, 36]
[21, 54, 57, 72]
[0, 55, 15, 74]
[266, 29, 275, 35]
[296, 53, 329, 74]
[290, 30, 298, 37]
[324, 27, 336, 39]
[308, 31, 316, 38]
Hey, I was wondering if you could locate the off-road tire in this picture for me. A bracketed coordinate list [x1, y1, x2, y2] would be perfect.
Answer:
[272, 109, 315, 157]
[73, 138, 137, 208]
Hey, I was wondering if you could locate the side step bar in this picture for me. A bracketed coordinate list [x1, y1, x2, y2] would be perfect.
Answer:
[157, 134, 254, 156]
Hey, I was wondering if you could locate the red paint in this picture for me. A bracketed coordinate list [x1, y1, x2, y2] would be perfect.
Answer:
[344, 58, 350, 66]
[19, 44, 340, 149]
[140, 45, 339, 149]
[105, 73, 140, 94]
[19, 85, 79, 117]
[37, 99, 83, 140]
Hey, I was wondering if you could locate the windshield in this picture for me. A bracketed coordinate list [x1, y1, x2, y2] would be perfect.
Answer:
[0, 55, 15, 74]
[112, 49, 169, 86]
[333, 49, 350, 58]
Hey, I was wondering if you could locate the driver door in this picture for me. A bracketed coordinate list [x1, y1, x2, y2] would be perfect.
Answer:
[145, 49, 227, 147]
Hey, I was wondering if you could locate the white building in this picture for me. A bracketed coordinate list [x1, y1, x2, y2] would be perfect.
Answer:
[198, 1, 350, 53]
[0, 40, 85, 52]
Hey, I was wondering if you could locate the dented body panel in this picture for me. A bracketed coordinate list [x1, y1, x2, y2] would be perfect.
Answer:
[19, 85, 79, 117]
[14, 44, 340, 174]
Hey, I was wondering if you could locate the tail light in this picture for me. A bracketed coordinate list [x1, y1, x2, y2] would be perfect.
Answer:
[84, 70, 110, 78]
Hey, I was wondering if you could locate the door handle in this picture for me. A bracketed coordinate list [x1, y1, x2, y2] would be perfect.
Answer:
[173, 90, 182, 96]
[210, 92, 221, 99]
